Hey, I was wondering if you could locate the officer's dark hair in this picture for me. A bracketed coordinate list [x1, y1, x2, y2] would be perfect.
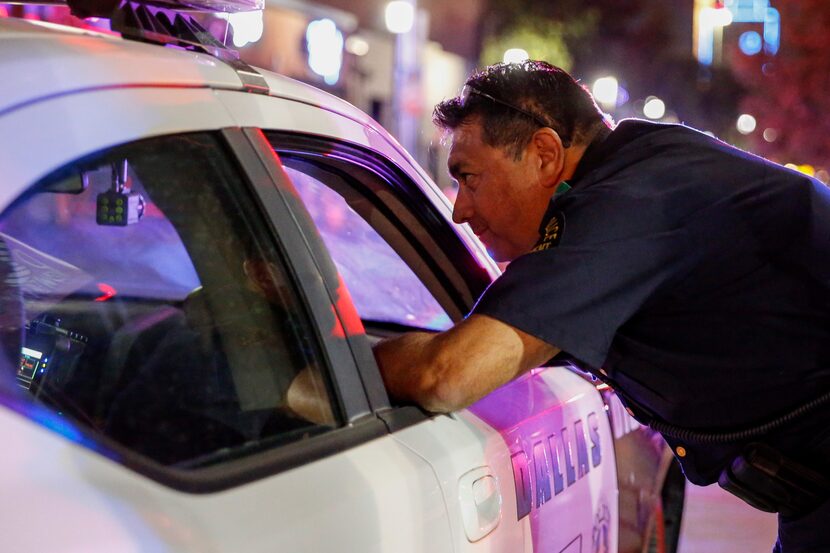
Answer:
[433, 60, 608, 159]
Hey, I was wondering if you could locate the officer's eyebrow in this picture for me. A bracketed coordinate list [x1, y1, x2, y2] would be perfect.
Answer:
[448, 160, 464, 180]
[448, 162, 459, 179]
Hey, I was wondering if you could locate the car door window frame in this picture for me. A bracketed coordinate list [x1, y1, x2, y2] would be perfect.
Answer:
[260, 131, 494, 428]
[0, 127, 392, 493]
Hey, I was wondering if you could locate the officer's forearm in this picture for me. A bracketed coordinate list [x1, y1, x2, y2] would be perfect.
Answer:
[373, 331, 455, 412]
[373, 315, 558, 413]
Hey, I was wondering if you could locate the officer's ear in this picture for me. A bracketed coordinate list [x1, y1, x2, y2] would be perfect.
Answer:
[530, 127, 566, 189]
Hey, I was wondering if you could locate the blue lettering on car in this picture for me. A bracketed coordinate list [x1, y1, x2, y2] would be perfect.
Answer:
[510, 411, 603, 520]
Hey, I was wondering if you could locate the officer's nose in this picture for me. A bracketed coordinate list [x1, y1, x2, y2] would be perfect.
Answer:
[452, 186, 473, 225]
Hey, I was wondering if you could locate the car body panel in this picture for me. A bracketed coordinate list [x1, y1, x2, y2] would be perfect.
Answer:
[603, 391, 676, 553]
[0, 87, 236, 210]
[0, 17, 244, 115]
[471, 367, 619, 553]
[0, 403, 454, 553]
[394, 367, 619, 553]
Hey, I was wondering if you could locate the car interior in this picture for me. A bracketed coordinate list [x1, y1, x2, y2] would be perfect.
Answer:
[0, 133, 337, 468]
[0, 132, 494, 470]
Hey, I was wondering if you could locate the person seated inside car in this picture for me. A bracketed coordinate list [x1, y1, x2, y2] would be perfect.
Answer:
[105, 256, 335, 466]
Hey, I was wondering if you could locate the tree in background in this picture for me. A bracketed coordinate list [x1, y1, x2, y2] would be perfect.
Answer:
[479, 14, 596, 70]
[479, 0, 744, 138]
[730, 0, 830, 170]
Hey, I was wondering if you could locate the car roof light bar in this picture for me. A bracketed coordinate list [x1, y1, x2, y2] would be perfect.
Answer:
[113, 3, 226, 56]
[111, 1, 269, 94]
[7, 0, 269, 94]
[63, 0, 261, 17]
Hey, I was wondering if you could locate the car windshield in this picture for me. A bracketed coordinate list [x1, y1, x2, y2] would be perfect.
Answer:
[0, 165, 200, 303]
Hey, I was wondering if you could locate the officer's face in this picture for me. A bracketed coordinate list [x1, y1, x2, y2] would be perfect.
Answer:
[448, 119, 556, 262]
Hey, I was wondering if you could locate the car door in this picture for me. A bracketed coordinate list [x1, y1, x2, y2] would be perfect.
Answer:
[224, 85, 622, 552]
[0, 86, 454, 553]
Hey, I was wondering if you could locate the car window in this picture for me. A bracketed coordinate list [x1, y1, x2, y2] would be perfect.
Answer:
[0, 133, 340, 469]
[283, 163, 453, 332]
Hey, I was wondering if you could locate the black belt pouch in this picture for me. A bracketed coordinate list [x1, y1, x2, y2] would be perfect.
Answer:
[718, 442, 830, 518]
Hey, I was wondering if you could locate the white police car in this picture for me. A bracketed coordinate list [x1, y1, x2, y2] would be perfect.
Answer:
[0, 2, 684, 551]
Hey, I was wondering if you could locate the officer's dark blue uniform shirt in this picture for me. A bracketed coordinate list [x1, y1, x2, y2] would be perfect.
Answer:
[472, 119, 830, 485]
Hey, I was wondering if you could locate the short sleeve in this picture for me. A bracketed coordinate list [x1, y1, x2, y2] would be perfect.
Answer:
[472, 188, 703, 368]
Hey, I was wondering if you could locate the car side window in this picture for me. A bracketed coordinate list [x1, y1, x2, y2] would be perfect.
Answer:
[283, 162, 454, 332]
[0, 133, 339, 468]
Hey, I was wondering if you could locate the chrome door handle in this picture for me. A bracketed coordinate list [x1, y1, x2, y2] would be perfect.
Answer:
[458, 466, 502, 542]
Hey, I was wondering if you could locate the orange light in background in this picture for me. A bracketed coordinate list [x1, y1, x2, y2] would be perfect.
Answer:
[798, 164, 816, 177]
[784, 163, 817, 177]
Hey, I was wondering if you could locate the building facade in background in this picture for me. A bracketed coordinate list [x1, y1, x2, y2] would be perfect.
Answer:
[234, 0, 485, 192]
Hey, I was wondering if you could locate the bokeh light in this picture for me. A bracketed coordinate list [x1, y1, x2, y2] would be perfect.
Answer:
[736, 113, 757, 135]
[643, 97, 666, 120]
[503, 48, 529, 64]
[345, 35, 369, 56]
[739, 31, 763, 56]
[306, 18, 344, 85]
[592, 76, 619, 109]
[385, 1, 415, 34]
[217, 10, 263, 48]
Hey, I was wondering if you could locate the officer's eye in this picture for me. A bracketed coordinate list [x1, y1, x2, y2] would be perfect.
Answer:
[459, 172, 476, 183]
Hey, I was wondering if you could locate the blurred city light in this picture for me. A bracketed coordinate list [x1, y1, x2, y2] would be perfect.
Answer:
[762, 7, 780, 54]
[784, 164, 816, 177]
[699, 7, 733, 28]
[217, 10, 263, 48]
[736, 113, 757, 134]
[306, 18, 344, 85]
[763, 128, 778, 142]
[724, 0, 780, 55]
[385, 1, 415, 34]
[616, 85, 630, 106]
[697, 7, 733, 66]
[592, 76, 619, 110]
[643, 96, 666, 120]
[715, 7, 734, 26]
[345, 35, 370, 56]
[739, 30, 763, 55]
[503, 48, 529, 64]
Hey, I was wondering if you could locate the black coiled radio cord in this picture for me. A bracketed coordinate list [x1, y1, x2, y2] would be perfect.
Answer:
[649, 389, 830, 445]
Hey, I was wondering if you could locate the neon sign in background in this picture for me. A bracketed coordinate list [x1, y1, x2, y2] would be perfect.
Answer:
[697, 0, 780, 66]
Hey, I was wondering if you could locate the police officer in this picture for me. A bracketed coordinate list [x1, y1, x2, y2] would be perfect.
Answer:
[374, 60, 830, 552]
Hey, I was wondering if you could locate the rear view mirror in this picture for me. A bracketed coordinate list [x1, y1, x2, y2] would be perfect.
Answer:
[40, 173, 87, 195]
